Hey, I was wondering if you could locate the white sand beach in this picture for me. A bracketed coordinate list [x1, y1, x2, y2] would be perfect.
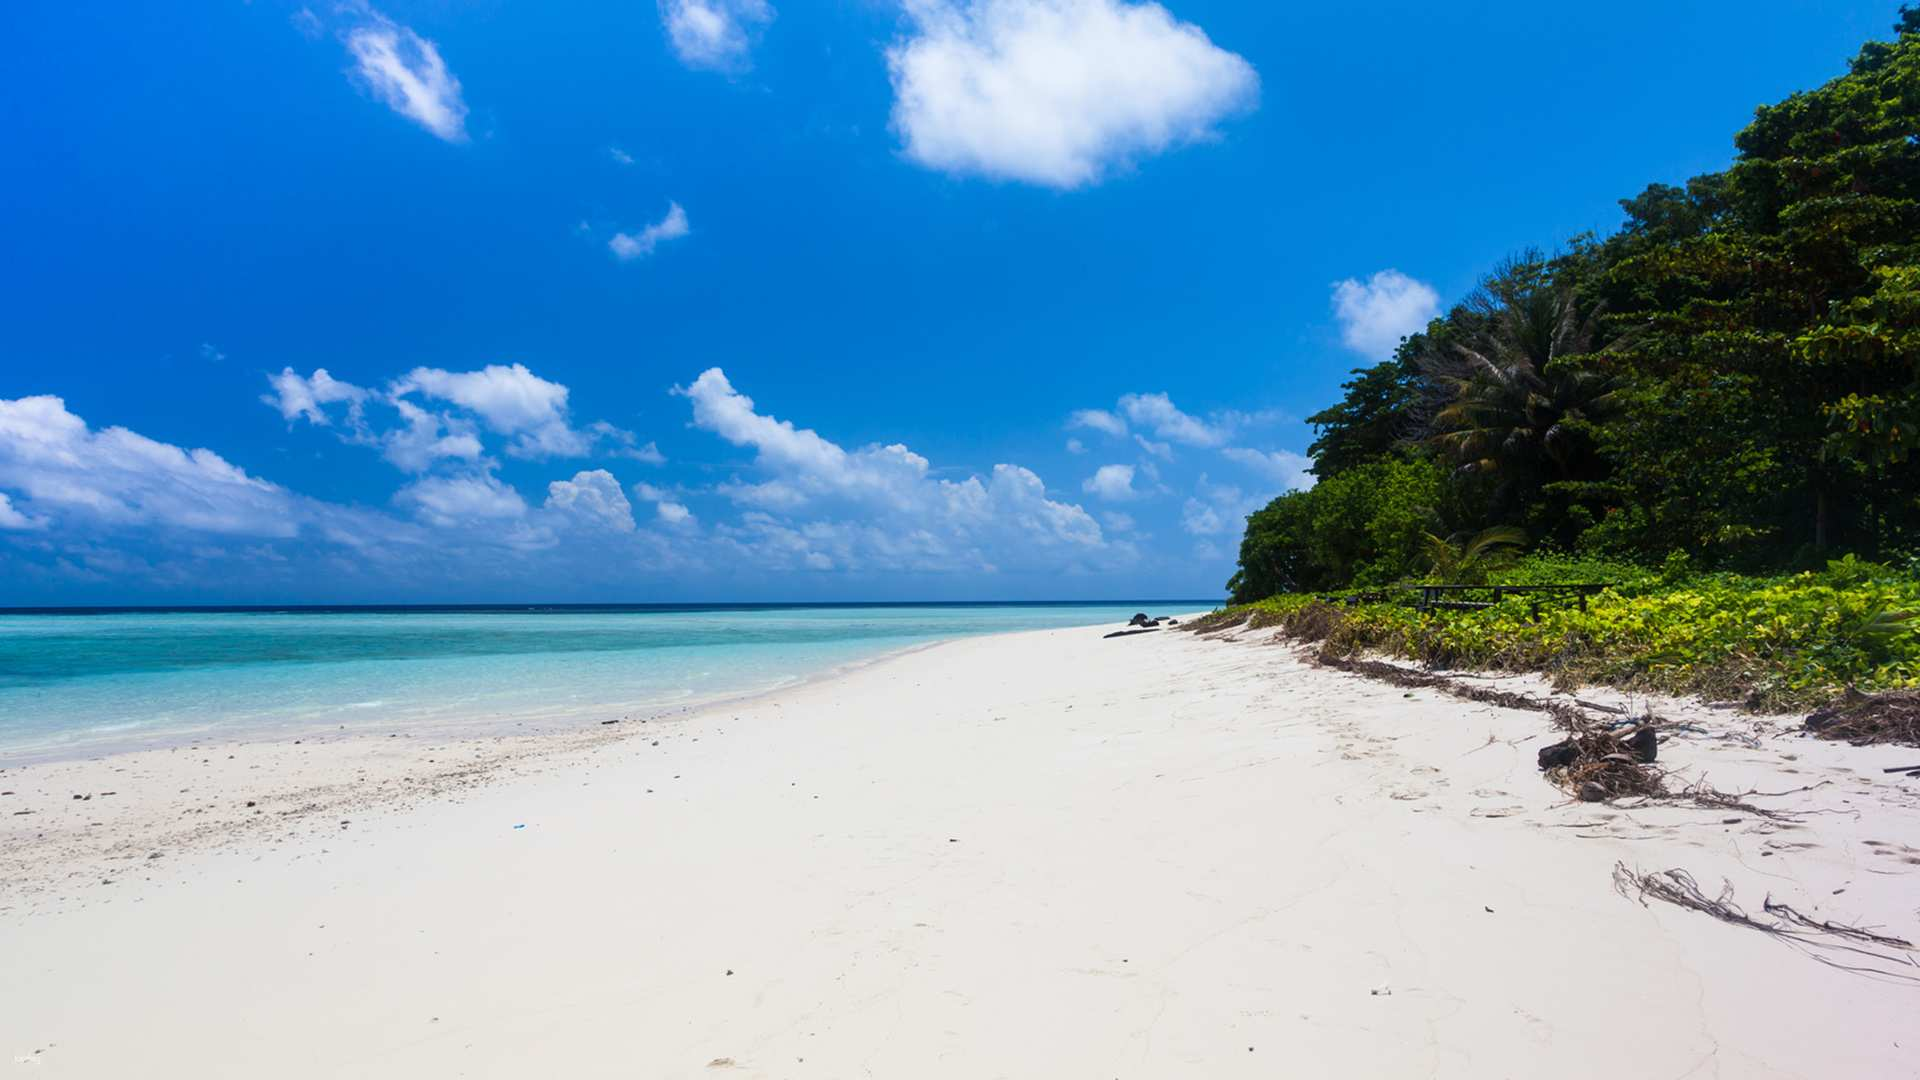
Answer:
[3, 621, 1917, 1078]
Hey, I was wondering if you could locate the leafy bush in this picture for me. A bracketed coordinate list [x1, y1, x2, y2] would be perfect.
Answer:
[1228, 456, 1457, 602]
[1228, 560, 1920, 710]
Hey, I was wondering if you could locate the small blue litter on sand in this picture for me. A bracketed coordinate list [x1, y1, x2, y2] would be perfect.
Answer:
[513, 824, 526, 830]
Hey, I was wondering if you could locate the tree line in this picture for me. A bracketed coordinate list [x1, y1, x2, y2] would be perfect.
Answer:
[1231, 9, 1920, 603]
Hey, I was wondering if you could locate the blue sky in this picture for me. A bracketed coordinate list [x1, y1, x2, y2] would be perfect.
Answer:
[0, 0, 1903, 603]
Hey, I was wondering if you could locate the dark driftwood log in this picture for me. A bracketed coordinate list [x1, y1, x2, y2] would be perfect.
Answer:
[1537, 740, 1580, 770]
[1626, 726, 1658, 763]
[1103, 627, 1162, 639]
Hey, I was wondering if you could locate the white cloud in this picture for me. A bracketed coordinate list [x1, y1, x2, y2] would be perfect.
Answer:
[1100, 510, 1135, 533]
[660, 0, 774, 71]
[632, 481, 696, 527]
[0, 492, 45, 530]
[609, 202, 691, 261]
[395, 363, 590, 459]
[1180, 474, 1261, 537]
[379, 398, 486, 472]
[545, 469, 636, 533]
[681, 368, 937, 510]
[344, 11, 469, 143]
[679, 367, 1108, 572]
[590, 421, 666, 464]
[1221, 447, 1315, 491]
[1118, 391, 1224, 447]
[1180, 498, 1222, 535]
[264, 364, 646, 471]
[263, 367, 369, 426]
[609, 146, 635, 166]
[887, 0, 1258, 188]
[1133, 433, 1172, 460]
[0, 396, 710, 593]
[0, 396, 297, 537]
[1067, 408, 1127, 437]
[1332, 269, 1440, 361]
[395, 472, 527, 527]
[1082, 463, 1137, 501]
[1064, 437, 1087, 455]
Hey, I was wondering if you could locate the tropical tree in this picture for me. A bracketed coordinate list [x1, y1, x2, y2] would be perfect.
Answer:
[1417, 257, 1623, 537]
[1421, 526, 1527, 585]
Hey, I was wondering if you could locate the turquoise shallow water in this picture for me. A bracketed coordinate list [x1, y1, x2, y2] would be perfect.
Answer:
[0, 603, 1195, 763]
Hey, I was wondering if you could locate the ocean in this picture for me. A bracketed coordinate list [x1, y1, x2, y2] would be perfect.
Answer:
[0, 602, 1202, 763]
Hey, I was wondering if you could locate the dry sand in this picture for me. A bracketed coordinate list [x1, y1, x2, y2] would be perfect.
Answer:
[3, 621, 1918, 1077]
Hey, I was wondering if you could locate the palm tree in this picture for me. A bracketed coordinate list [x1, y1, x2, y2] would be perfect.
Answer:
[1418, 258, 1622, 506]
[1421, 525, 1527, 585]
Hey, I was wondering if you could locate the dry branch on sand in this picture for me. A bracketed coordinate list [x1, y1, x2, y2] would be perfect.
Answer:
[1538, 721, 1663, 802]
[1613, 863, 1920, 984]
[1306, 652, 1811, 817]
[1805, 688, 1920, 748]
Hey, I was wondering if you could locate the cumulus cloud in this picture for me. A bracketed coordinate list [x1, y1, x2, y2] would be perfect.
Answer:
[545, 469, 636, 532]
[1082, 464, 1137, 501]
[1221, 446, 1315, 492]
[1133, 434, 1172, 460]
[679, 367, 1108, 572]
[660, 0, 774, 71]
[264, 364, 646, 471]
[6, 372, 1147, 595]
[680, 367, 935, 510]
[609, 202, 691, 261]
[887, 0, 1258, 188]
[1067, 408, 1127, 437]
[0, 395, 704, 596]
[394, 472, 528, 528]
[379, 398, 486, 472]
[263, 367, 369, 426]
[1180, 475, 1262, 537]
[343, 10, 469, 142]
[632, 481, 696, 527]
[1332, 269, 1440, 361]
[395, 363, 591, 459]
[590, 421, 666, 464]
[1064, 437, 1087, 455]
[1118, 391, 1224, 447]
[0, 492, 45, 530]
[0, 395, 297, 537]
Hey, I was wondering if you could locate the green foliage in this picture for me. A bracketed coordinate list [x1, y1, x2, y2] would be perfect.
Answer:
[1227, 12, 1920, 608]
[1305, 356, 1428, 477]
[1420, 526, 1526, 585]
[1588, 12, 1920, 559]
[1228, 457, 1452, 602]
[1229, 557, 1920, 710]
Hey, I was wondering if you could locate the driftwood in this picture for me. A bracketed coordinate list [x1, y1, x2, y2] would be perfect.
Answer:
[1614, 863, 1920, 984]
[1804, 688, 1920, 748]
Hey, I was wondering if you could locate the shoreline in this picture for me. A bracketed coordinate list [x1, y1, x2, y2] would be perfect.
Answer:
[0, 628, 1049, 907]
[0, 607, 1165, 768]
[5, 620, 1917, 1077]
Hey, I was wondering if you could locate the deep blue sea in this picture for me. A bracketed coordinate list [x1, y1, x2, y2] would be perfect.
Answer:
[0, 603, 1200, 763]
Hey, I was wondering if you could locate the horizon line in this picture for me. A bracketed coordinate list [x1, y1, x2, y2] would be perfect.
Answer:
[0, 598, 1224, 615]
